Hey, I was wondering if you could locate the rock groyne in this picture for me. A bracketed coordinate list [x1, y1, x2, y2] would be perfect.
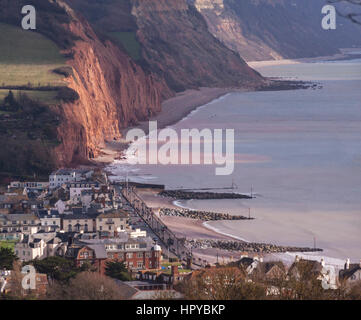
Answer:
[159, 190, 252, 200]
[159, 207, 252, 221]
[186, 239, 323, 254]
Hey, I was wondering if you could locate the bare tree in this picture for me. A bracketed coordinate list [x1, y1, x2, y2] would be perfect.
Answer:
[177, 267, 267, 300]
[46, 272, 125, 300]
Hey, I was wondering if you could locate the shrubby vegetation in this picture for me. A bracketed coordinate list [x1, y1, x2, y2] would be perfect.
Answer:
[0, 91, 59, 178]
[105, 260, 132, 281]
[0, 248, 18, 270]
[46, 272, 125, 300]
[28, 256, 80, 283]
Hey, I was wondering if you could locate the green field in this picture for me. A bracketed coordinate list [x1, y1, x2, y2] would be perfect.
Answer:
[0, 240, 17, 251]
[0, 23, 68, 91]
[108, 31, 141, 61]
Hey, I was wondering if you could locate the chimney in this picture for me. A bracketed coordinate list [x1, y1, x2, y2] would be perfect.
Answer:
[186, 257, 192, 270]
[345, 258, 350, 270]
[171, 265, 179, 277]
[320, 258, 325, 267]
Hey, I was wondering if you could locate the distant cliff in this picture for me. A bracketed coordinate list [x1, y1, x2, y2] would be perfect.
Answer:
[69, 0, 263, 92]
[191, 0, 361, 61]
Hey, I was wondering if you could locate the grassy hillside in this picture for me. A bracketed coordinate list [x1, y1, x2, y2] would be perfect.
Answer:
[0, 23, 67, 89]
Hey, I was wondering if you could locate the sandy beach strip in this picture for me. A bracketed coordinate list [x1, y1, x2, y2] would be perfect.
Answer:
[93, 87, 242, 164]
[123, 87, 241, 136]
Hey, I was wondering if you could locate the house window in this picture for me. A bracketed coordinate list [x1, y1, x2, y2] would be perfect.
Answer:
[137, 252, 143, 258]
[137, 262, 143, 269]
[99, 226, 102, 231]
[68, 225, 72, 232]
[127, 253, 133, 259]
[108, 226, 112, 231]
[83, 252, 89, 259]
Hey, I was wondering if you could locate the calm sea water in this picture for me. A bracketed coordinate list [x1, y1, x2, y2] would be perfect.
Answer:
[109, 58, 361, 263]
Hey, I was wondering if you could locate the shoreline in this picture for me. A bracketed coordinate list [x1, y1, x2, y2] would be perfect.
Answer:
[134, 190, 329, 266]
[99, 51, 361, 266]
[248, 47, 361, 68]
[93, 87, 239, 165]
[94, 79, 308, 165]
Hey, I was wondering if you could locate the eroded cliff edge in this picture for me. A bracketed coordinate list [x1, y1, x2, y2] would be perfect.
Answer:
[54, 12, 173, 166]
[0, 0, 265, 178]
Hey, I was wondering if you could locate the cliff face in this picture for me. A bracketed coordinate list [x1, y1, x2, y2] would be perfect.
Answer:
[131, 0, 262, 91]
[1, 0, 265, 176]
[68, 0, 263, 92]
[54, 13, 173, 166]
[192, 0, 361, 61]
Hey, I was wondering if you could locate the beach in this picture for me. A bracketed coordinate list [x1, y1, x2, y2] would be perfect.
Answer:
[94, 87, 241, 164]
[106, 54, 361, 267]
[135, 189, 257, 265]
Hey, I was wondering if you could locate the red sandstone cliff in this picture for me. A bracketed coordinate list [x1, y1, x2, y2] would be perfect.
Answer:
[54, 14, 173, 166]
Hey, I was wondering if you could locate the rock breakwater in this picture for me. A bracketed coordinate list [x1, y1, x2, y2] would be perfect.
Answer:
[159, 207, 252, 221]
[186, 239, 323, 254]
[159, 190, 252, 200]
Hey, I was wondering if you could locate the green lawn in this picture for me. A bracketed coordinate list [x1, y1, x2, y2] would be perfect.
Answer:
[161, 261, 192, 274]
[0, 240, 17, 251]
[0, 23, 69, 101]
[107, 31, 142, 61]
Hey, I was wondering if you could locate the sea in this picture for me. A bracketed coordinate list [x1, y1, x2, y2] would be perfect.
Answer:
[108, 56, 361, 266]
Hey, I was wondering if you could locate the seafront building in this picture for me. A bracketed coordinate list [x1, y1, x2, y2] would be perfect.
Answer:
[1, 168, 360, 298]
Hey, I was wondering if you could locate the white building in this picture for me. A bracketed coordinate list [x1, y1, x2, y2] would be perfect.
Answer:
[49, 169, 94, 190]
[96, 210, 128, 236]
[39, 210, 61, 232]
[130, 228, 147, 239]
[14, 233, 59, 261]
[9, 181, 49, 190]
